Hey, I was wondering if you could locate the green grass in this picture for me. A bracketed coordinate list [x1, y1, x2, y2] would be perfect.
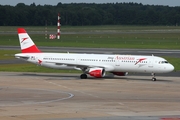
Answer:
[0, 33, 180, 49]
[0, 63, 80, 73]
[0, 50, 20, 60]
[0, 25, 180, 49]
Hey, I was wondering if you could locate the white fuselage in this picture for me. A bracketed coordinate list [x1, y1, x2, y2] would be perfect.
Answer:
[15, 53, 174, 74]
[15, 28, 175, 80]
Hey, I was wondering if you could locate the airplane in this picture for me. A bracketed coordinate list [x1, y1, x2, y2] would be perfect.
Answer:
[15, 28, 174, 81]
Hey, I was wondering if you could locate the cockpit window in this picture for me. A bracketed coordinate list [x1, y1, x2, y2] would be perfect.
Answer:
[159, 61, 169, 64]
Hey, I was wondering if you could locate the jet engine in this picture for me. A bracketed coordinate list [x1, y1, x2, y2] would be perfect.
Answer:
[112, 72, 128, 76]
[88, 68, 106, 78]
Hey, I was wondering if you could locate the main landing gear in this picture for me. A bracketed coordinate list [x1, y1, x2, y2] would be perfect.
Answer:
[80, 74, 87, 79]
[151, 73, 156, 81]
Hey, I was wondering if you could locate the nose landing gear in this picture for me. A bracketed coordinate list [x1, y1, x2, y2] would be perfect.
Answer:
[152, 73, 156, 81]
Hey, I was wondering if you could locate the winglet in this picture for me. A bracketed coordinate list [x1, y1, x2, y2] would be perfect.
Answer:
[17, 28, 41, 53]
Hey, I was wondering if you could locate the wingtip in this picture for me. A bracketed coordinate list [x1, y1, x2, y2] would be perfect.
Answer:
[17, 28, 27, 34]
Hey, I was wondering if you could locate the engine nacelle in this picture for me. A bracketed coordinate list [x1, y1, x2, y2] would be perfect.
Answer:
[112, 72, 128, 76]
[88, 68, 105, 78]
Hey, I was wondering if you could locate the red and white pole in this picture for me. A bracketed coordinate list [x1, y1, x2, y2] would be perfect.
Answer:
[57, 13, 61, 39]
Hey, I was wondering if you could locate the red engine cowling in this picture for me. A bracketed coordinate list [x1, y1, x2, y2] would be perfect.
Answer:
[112, 72, 128, 76]
[88, 68, 105, 78]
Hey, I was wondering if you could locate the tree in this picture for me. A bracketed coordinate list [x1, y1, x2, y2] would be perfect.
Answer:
[0, 3, 179, 26]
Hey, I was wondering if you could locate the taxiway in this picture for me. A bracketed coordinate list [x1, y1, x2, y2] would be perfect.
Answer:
[0, 72, 180, 120]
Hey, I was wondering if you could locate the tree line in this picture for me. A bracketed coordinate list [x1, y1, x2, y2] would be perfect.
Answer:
[0, 2, 180, 26]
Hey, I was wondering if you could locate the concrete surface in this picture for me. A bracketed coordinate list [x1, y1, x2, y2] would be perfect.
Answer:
[0, 72, 180, 120]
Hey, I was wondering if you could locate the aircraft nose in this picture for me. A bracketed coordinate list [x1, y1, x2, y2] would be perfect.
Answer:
[168, 64, 174, 72]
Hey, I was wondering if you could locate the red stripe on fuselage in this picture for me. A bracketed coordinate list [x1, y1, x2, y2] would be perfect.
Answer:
[22, 45, 41, 53]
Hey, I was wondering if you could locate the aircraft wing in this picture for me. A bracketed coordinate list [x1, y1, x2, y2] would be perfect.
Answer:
[44, 61, 114, 71]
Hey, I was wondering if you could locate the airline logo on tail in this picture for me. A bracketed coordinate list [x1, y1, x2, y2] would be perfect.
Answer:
[18, 28, 41, 53]
[21, 37, 28, 43]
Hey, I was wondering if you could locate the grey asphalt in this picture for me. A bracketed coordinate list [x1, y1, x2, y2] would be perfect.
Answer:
[1, 45, 180, 57]
[1, 72, 180, 120]
[49, 116, 180, 120]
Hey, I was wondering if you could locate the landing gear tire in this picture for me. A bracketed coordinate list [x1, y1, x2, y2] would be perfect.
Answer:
[152, 77, 156, 81]
[80, 74, 87, 79]
[151, 73, 156, 81]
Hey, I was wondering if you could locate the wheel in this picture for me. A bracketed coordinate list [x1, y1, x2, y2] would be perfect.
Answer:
[80, 74, 87, 79]
[151, 73, 156, 81]
[152, 77, 156, 81]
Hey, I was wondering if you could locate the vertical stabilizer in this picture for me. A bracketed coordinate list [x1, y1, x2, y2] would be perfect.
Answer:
[17, 28, 41, 53]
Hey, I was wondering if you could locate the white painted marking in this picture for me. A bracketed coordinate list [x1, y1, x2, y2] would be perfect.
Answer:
[46, 81, 101, 98]
[0, 88, 74, 107]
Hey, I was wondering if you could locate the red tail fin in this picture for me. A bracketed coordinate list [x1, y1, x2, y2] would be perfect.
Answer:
[18, 28, 41, 53]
